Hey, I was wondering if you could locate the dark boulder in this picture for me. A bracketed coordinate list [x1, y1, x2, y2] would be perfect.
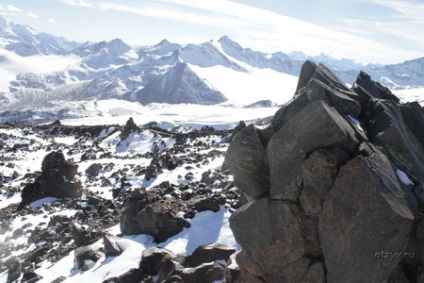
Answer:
[272, 61, 360, 132]
[179, 262, 226, 283]
[74, 245, 104, 271]
[120, 117, 138, 140]
[85, 163, 102, 177]
[267, 100, 358, 200]
[363, 97, 424, 184]
[103, 268, 145, 283]
[192, 196, 221, 212]
[225, 124, 270, 201]
[18, 151, 82, 210]
[71, 223, 100, 247]
[184, 242, 236, 267]
[230, 198, 320, 281]
[103, 234, 122, 257]
[6, 256, 21, 283]
[353, 70, 399, 101]
[120, 202, 190, 243]
[139, 247, 176, 276]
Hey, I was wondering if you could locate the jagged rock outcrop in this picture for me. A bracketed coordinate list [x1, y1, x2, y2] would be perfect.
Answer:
[226, 60, 424, 282]
[18, 151, 82, 210]
[120, 117, 139, 140]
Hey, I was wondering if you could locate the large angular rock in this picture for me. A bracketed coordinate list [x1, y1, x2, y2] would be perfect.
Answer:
[18, 151, 82, 210]
[120, 117, 138, 140]
[179, 262, 225, 283]
[121, 202, 190, 243]
[272, 61, 360, 131]
[103, 234, 122, 257]
[225, 124, 270, 201]
[184, 242, 236, 267]
[267, 100, 358, 200]
[139, 247, 176, 276]
[230, 198, 320, 280]
[319, 150, 415, 282]
[74, 246, 104, 271]
[352, 70, 400, 101]
[364, 98, 424, 184]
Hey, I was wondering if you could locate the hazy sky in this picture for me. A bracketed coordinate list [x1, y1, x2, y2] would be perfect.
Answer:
[0, 0, 423, 64]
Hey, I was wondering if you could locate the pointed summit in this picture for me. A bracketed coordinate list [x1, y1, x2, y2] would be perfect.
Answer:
[218, 35, 240, 46]
[152, 39, 181, 54]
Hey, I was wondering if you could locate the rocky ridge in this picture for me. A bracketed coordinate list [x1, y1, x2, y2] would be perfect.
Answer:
[226, 60, 424, 282]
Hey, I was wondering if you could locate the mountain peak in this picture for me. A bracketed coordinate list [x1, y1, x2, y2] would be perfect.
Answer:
[218, 35, 239, 46]
[0, 16, 78, 56]
[150, 39, 181, 54]
[157, 39, 171, 46]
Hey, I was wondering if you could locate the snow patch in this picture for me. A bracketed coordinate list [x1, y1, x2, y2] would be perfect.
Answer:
[396, 169, 414, 186]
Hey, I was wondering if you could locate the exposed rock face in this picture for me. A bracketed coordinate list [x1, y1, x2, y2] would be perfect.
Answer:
[18, 151, 82, 210]
[226, 60, 424, 282]
[135, 62, 227, 105]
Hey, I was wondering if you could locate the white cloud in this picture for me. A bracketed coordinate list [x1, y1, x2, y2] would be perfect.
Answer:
[332, 0, 424, 60]
[100, 0, 423, 63]
[61, 0, 93, 8]
[28, 12, 39, 19]
[57, 0, 423, 64]
[6, 5, 22, 13]
[47, 18, 56, 23]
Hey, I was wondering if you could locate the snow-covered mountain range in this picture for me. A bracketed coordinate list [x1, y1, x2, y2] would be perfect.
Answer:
[0, 15, 423, 124]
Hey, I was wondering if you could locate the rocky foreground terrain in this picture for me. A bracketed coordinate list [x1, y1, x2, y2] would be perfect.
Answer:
[1, 60, 424, 283]
[0, 118, 241, 283]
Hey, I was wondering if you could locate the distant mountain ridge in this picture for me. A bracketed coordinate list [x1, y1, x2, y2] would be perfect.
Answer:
[0, 15, 78, 56]
[0, 15, 423, 111]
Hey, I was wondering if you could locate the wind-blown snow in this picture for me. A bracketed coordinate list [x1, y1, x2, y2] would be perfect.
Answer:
[57, 99, 279, 130]
[188, 64, 298, 106]
[0, 49, 81, 91]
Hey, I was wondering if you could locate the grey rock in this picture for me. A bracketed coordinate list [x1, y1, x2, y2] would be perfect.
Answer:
[121, 203, 190, 243]
[299, 148, 349, 216]
[74, 245, 104, 271]
[319, 151, 415, 282]
[103, 234, 122, 257]
[139, 247, 176, 276]
[180, 262, 225, 283]
[225, 124, 270, 201]
[184, 242, 236, 267]
[85, 163, 102, 177]
[267, 100, 358, 200]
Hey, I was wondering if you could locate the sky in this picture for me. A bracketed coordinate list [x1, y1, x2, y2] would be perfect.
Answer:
[0, 0, 423, 64]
